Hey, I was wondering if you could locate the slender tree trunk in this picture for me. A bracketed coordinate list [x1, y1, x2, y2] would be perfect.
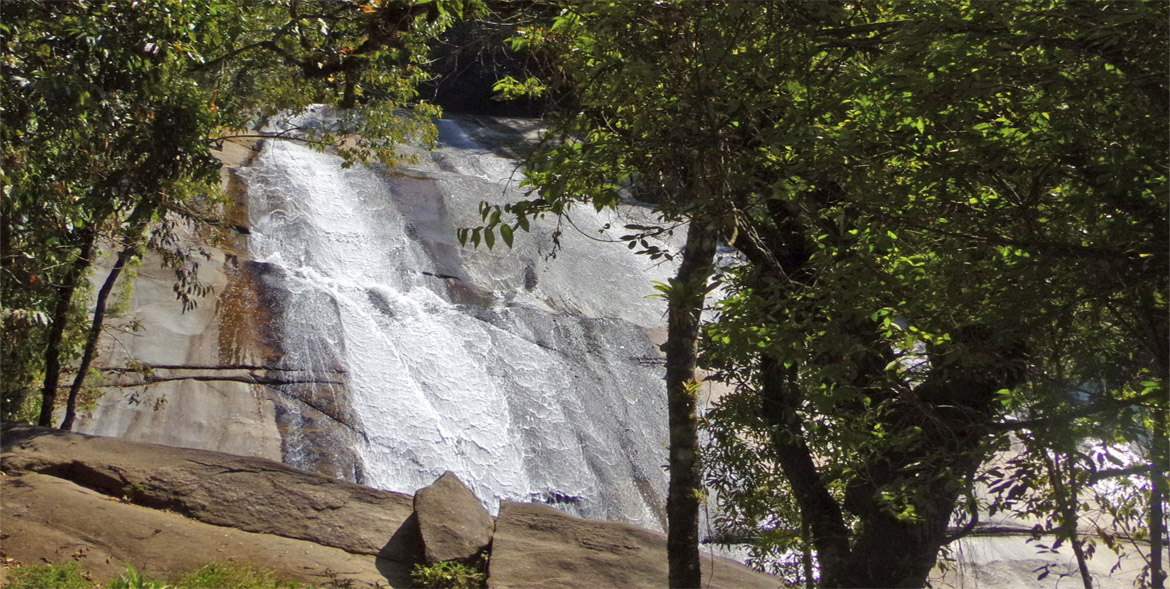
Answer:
[1151, 408, 1168, 589]
[61, 203, 154, 430]
[735, 203, 856, 585]
[1152, 476, 1167, 589]
[1070, 523, 1093, 589]
[758, 357, 852, 585]
[59, 240, 136, 430]
[1045, 451, 1093, 589]
[36, 227, 97, 427]
[663, 218, 718, 589]
[802, 516, 815, 589]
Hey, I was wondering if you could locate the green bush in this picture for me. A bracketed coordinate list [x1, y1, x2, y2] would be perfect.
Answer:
[3, 562, 305, 589]
[173, 563, 301, 588]
[409, 561, 486, 589]
[6, 562, 92, 589]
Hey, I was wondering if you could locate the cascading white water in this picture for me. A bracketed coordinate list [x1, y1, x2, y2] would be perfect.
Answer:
[242, 115, 681, 530]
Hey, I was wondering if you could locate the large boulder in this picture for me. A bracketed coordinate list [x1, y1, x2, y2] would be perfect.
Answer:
[487, 501, 778, 589]
[1, 425, 413, 559]
[0, 473, 408, 587]
[414, 471, 495, 563]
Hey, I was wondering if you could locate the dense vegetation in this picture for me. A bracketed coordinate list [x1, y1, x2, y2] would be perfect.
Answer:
[481, 1, 1168, 587]
[1, 0, 464, 425]
[4, 561, 334, 588]
[1, 1, 1166, 588]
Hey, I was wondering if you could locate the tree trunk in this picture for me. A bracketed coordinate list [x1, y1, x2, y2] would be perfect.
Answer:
[59, 240, 136, 430]
[36, 227, 97, 427]
[839, 493, 969, 588]
[663, 218, 719, 589]
[61, 203, 154, 430]
[1152, 475, 1167, 589]
[1043, 452, 1093, 589]
[1151, 407, 1168, 589]
[837, 415, 990, 588]
[836, 332, 1024, 588]
[757, 357, 852, 586]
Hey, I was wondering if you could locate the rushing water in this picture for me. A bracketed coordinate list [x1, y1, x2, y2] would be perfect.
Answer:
[242, 115, 680, 529]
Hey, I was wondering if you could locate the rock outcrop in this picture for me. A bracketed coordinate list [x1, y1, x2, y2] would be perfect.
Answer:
[1, 473, 404, 588]
[1, 425, 414, 558]
[488, 501, 775, 589]
[414, 471, 495, 564]
[1, 426, 779, 588]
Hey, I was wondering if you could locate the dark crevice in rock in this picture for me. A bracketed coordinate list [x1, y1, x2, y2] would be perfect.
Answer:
[16, 460, 192, 517]
[180, 460, 265, 476]
[99, 364, 347, 374]
[98, 375, 345, 387]
[530, 490, 583, 506]
[269, 387, 362, 437]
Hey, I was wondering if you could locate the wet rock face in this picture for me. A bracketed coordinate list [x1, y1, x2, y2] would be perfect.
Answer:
[73, 141, 288, 463]
[241, 114, 682, 529]
[247, 258, 365, 481]
[74, 138, 364, 482]
[79, 113, 683, 529]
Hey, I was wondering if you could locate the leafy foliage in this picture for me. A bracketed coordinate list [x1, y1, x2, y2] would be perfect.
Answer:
[1, 0, 471, 424]
[698, 1, 1167, 586]
[410, 560, 486, 589]
[469, 0, 1166, 586]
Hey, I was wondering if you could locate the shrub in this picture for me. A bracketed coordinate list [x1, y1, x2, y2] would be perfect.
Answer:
[108, 565, 170, 589]
[409, 561, 486, 589]
[2, 562, 304, 589]
[6, 562, 92, 589]
[173, 563, 300, 588]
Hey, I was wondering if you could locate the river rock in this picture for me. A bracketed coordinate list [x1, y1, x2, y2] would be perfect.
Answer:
[414, 471, 495, 563]
[487, 501, 778, 589]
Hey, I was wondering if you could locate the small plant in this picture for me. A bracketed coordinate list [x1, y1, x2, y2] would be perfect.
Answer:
[108, 564, 170, 589]
[121, 482, 150, 502]
[317, 568, 353, 589]
[409, 561, 486, 589]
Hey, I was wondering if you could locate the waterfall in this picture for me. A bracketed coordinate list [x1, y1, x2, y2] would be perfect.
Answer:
[242, 115, 681, 530]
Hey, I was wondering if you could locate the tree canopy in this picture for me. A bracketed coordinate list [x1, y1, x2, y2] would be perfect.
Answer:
[701, 2, 1167, 586]
[1, 0, 470, 424]
[480, 1, 1167, 586]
